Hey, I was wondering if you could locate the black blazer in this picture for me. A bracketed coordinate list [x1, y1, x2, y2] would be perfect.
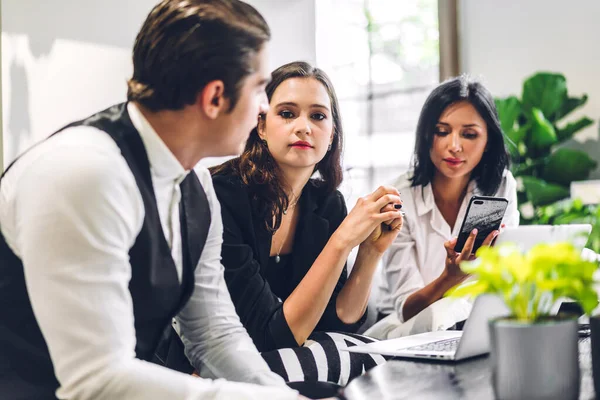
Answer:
[212, 173, 367, 352]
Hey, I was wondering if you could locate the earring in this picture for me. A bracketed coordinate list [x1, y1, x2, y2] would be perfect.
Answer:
[261, 138, 268, 146]
[327, 143, 332, 151]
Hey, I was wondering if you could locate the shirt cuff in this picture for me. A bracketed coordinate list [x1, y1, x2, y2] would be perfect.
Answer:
[397, 297, 408, 324]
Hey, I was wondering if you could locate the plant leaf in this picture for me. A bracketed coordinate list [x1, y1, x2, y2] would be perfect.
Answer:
[521, 176, 570, 206]
[576, 288, 599, 315]
[495, 96, 522, 136]
[556, 116, 595, 142]
[449, 241, 600, 322]
[528, 108, 557, 152]
[543, 148, 598, 186]
[505, 126, 529, 159]
[522, 72, 567, 119]
[446, 280, 489, 298]
[553, 95, 588, 121]
[513, 157, 546, 177]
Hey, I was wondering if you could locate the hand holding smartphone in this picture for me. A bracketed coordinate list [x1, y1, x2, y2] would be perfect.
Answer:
[454, 196, 508, 253]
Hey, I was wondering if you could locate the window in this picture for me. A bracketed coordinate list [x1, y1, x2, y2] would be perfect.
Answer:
[316, 0, 440, 199]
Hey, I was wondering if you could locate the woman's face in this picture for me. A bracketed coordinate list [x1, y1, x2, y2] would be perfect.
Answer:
[258, 77, 334, 172]
[430, 101, 488, 181]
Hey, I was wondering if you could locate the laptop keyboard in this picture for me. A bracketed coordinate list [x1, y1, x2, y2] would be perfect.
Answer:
[404, 337, 461, 353]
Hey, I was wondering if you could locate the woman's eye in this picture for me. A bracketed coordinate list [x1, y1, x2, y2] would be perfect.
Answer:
[279, 110, 294, 119]
[462, 131, 479, 139]
[312, 113, 326, 121]
[434, 130, 449, 136]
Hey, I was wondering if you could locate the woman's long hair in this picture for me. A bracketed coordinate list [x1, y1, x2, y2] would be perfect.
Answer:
[211, 61, 344, 231]
[410, 74, 510, 196]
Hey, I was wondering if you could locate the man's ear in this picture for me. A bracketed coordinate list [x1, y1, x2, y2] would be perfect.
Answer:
[198, 80, 227, 119]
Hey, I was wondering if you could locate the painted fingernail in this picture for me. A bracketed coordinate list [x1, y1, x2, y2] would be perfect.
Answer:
[472, 229, 478, 235]
[394, 204, 402, 209]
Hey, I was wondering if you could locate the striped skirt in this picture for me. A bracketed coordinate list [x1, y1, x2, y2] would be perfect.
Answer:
[261, 331, 388, 386]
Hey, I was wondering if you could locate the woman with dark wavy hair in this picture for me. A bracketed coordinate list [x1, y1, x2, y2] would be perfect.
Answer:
[374, 75, 519, 334]
[211, 61, 403, 384]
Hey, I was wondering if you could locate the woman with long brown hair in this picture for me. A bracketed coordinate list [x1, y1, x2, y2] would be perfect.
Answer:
[211, 61, 403, 384]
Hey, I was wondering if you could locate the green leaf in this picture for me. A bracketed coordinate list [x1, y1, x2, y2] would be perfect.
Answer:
[556, 116, 595, 142]
[521, 176, 570, 206]
[543, 148, 598, 186]
[446, 280, 489, 298]
[554, 213, 592, 225]
[528, 108, 557, 151]
[522, 73, 567, 119]
[553, 95, 588, 121]
[513, 157, 546, 177]
[448, 241, 600, 321]
[495, 96, 522, 137]
[577, 288, 599, 315]
[505, 126, 529, 159]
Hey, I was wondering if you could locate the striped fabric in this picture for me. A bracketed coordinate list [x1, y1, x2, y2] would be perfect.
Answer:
[261, 332, 388, 386]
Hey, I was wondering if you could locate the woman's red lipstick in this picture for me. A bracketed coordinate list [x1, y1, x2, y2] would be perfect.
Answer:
[290, 140, 313, 149]
[443, 157, 464, 166]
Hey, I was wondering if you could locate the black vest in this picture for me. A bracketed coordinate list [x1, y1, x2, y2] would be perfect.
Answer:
[0, 103, 211, 399]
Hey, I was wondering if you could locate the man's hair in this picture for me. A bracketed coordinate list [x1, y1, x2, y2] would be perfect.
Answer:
[127, 0, 270, 112]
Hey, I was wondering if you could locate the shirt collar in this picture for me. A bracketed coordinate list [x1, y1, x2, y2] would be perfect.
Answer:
[127, 102, 187, 183]
[415, 178, 479, 217]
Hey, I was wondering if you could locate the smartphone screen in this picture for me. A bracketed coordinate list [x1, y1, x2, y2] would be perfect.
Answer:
[454, 196, 509, 253]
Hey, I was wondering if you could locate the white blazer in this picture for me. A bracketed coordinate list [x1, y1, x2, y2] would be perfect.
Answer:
[376, 170, 520, 323]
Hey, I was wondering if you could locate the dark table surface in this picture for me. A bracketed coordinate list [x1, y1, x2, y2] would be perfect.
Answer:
[341, 337, 595, 400]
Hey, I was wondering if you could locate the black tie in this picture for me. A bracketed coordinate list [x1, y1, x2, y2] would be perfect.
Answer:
[178, 170, 212, 305]
[153, 170, 212, 373]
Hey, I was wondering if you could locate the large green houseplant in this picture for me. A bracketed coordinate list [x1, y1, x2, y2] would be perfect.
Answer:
[450, 242, 598, 400]
[537, 198, 600, 254]
[494, 72, 598, 219]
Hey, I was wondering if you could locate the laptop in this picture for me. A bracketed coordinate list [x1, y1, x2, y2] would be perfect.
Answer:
[344, 295, 509, 361]
[494, 224, 592, 253]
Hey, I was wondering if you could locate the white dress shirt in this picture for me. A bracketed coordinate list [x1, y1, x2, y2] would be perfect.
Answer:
[376, 170, 520, 323]
[0, 103, 296, 400]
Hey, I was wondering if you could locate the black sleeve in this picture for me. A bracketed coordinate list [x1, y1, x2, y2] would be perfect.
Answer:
[314, 190, 367, 333]
[212, 175, 298, 352]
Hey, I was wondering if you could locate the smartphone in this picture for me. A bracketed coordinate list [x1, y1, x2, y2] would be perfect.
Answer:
[454, 195, 509, 253]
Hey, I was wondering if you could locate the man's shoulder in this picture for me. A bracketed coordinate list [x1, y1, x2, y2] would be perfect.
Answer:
[2, 126, 136, 202]
[7, 125, 124, 172]
[0, 125, 144, 249]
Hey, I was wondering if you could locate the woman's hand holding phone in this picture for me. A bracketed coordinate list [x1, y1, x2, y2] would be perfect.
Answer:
[443, 228, 499, 282]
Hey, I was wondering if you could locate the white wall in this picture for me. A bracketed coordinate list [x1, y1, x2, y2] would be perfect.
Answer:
[1, 0, 153, 167]
[459, 0, 600, 178]
[250, 0, 316, 67]
[1, 0, 317, 168]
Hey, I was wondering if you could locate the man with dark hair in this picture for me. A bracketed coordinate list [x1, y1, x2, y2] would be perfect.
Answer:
[0, 1, 299, 399]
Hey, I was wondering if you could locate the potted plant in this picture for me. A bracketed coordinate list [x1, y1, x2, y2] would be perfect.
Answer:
[494, 72, 598, 223]
[449, 242, 599, 400]
[537, 198, 600, 254]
